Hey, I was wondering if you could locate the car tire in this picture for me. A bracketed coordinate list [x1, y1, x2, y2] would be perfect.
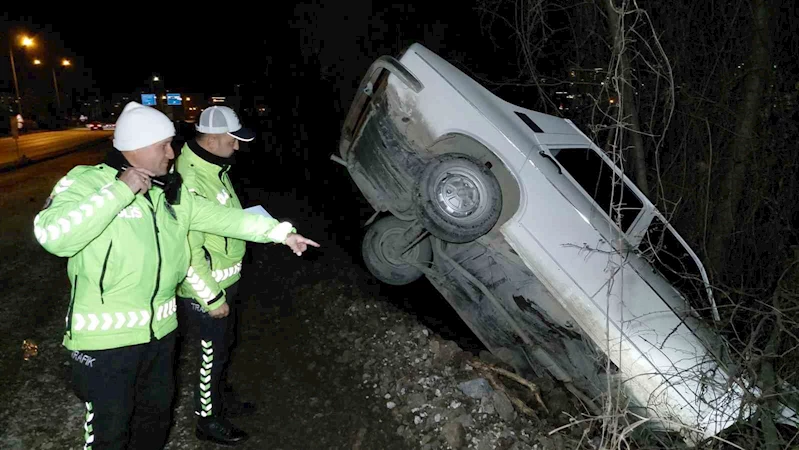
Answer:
[415, 153, 502, 243]
[361, 216, 432, 286]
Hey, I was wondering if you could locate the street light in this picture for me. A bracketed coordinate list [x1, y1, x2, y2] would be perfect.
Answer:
[52, 59, 72, 109]
[32, 56, 72, 110]
[8, 35, 35, 116]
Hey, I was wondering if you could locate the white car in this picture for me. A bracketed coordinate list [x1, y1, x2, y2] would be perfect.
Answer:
[333, 43, 797, 445]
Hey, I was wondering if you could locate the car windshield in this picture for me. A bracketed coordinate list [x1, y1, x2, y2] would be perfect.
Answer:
[637, 216, 717, 320]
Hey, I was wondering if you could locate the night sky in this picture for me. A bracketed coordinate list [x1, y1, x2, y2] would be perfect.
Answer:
[3, 2, 797, 109]
[4, 7, 308, 94]
[2, 5, 506, 101]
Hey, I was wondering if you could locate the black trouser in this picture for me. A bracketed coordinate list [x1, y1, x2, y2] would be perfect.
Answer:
[69, 331, 177, 450]
[178, 281, 239, 419]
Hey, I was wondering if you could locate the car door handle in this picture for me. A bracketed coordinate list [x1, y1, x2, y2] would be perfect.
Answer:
[539, 151, 562, 174]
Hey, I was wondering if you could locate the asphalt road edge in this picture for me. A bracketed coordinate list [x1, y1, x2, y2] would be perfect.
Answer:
[0, 136, 112, 174]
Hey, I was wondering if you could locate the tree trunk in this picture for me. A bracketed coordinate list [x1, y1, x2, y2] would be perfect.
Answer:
[707, 0, 770, 276]
[604, 0, 650, 198]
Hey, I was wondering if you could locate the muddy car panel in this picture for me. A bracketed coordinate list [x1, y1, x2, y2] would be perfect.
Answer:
[337, 43, 796, 444]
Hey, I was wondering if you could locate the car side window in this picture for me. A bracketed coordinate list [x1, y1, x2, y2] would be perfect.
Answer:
[549, 148, 643, 231]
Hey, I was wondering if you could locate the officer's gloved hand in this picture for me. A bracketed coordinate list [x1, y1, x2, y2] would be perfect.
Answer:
[208, 301, 229, 319]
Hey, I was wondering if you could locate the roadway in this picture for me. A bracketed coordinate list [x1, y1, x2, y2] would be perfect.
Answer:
[0, 129, 113, 170]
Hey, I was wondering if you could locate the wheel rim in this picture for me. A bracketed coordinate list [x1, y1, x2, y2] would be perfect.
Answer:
[434, 168, 487, 219]
[377, 227, 420, 267]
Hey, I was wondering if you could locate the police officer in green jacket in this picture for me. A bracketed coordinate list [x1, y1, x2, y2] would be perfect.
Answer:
[173, 105, 261, 444]
[33, 101, 319, 450]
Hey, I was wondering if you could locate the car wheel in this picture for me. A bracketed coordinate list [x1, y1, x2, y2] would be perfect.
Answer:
[415, 153, 502, 243]
[361, 216, 432, 286]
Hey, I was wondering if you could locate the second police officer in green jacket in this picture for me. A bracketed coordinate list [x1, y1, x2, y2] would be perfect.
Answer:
[174, 105, 263, 445]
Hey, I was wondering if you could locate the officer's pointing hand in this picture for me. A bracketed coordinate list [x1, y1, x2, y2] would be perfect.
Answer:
[284, 233, 320, 256]
[119, 167, 155, 195]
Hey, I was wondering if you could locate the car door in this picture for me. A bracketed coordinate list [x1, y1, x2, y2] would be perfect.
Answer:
[520, 143, 651, 295]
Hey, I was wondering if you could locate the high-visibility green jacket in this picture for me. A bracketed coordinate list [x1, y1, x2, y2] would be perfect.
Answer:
[175, 141, 247, 311]
[34, 157, 296, 352]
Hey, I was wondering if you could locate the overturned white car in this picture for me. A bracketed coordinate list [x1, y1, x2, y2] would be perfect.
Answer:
[333, 43, 797, 445]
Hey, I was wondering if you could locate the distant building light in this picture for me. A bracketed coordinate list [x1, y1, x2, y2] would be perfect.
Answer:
[566, 94, 575, 99]
[211, 97, 226, 103]
[555, 91, 568, 94]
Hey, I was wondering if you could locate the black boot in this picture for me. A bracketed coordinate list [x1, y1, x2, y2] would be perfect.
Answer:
[196, 417, 249, 446]
[222, 384, 258, 418]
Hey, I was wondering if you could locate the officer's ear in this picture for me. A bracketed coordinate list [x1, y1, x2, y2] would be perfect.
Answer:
[207, 134, 220, 149]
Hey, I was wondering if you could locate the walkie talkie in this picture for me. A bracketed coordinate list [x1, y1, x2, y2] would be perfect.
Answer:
[118, 165, 165, 187]
[118, 164, 181, 205]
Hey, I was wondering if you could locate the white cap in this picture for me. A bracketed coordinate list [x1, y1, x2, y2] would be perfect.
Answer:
[196, 106, 255, 142]
[113, 102, 175, 151]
